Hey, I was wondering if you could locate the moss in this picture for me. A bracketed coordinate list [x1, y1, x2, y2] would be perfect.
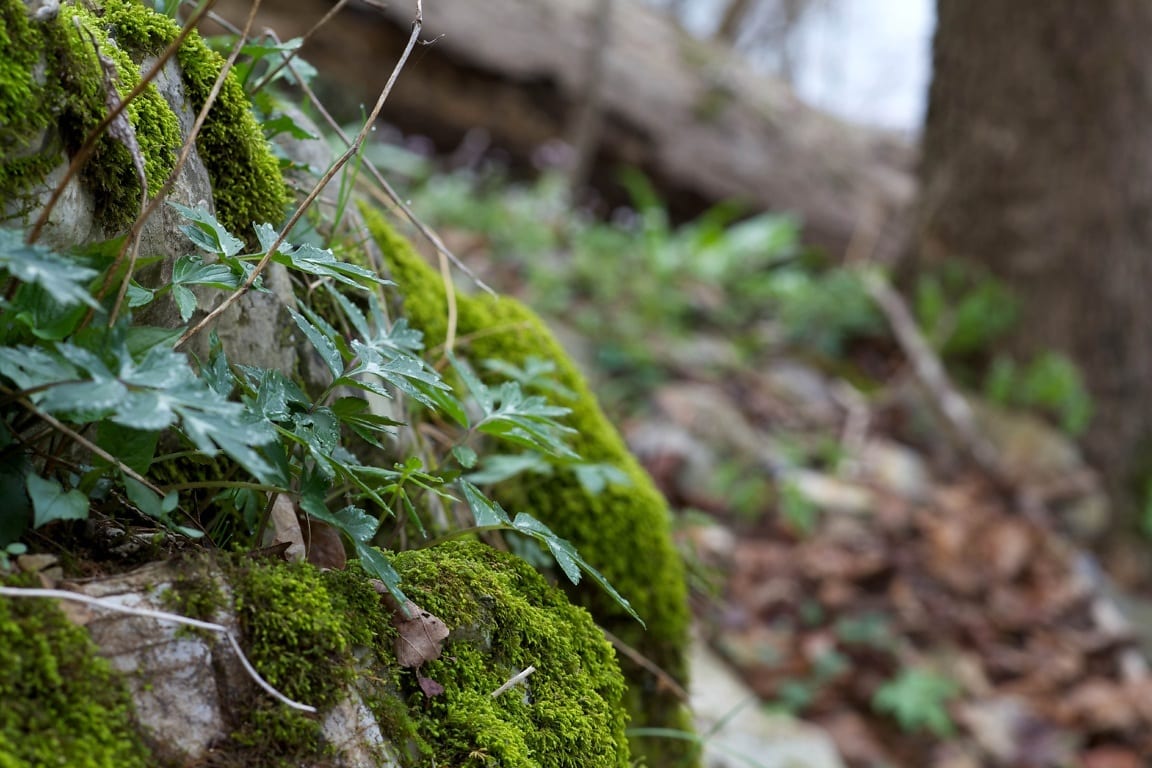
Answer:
[213, 557, 396, 766]
[362, 206, 697, 766]
[393, 540, 629, 768]
[0, 576, 153, 768]
[174, 546, 627, 768]
[0, 1, 60, 214]
[0, 0, 288, 237]
[95, 0, 290, 236]
[57, 2, 182, 232]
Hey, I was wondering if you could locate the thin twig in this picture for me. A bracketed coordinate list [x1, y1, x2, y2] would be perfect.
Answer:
[862, 271, 1001, 476]
[174, 0, 426, 351]
[16, 397, 163, 497]
[601, 626, 690, 702]
[290, 60, 497, 297]
[490, 665, 536, 697]
[0, 586, 316, 713]
[27, 0, 217, 246]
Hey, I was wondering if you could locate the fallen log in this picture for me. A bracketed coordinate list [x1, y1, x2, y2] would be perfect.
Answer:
[209, 0, 913, 257]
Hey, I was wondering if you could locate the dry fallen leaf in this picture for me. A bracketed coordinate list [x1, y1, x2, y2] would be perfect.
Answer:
[380, 593, 450, 668]
[418, 675, 446, 697]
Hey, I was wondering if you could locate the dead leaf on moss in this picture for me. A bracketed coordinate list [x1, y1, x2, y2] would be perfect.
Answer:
[418, 675, 445, 697]
[384, 596, 450, 668]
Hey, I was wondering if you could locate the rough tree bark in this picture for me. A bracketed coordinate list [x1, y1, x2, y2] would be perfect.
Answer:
[911, 1, 1152, 540]
[207, 0, 911, 259]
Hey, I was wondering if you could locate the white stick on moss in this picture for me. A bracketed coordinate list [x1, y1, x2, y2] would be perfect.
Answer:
[490, 665, 536, 698]
[0, 585, 317, 713]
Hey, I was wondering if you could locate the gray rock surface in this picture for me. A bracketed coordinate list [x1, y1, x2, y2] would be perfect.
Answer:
[691, 635, 846, 768]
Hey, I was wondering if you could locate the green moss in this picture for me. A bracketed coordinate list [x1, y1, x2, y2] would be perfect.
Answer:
[57, 2, 182, 231]
[0, 0, 288, 237]
[191, 546, 627, 768]
[393, 541, 629, 768]
[216, 557, 396, 766]
[0, 2, 60, 213]
[0, 578, 153, 768]
[362, 206, 697, 766]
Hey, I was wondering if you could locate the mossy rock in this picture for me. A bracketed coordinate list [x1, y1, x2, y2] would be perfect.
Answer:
[0, 576, 153, 768]
[1, 544, 631, 768]
[0, 0, 287, 236]
[362, 206, 697, 766]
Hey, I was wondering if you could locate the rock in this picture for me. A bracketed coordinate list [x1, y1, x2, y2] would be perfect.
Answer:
[690, 635, 846, 768]
[789, 470, 876, 516]
[65, 561, 235, 764]
[857, 438, 931, 501]
[321, 690, 402, 768]
[655, 382, 787, 471]
[751, 360, 843, 426]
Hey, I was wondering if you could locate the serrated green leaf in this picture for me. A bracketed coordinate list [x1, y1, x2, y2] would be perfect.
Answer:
[262, 113, 318, 140]
[173, 253, 239, 290]
[26, 474, 88, 527]
[172, 284, 197, 322]
[452, 445, 477, 469]
[466, 453, 552, 485]
[125, 326, 183, 357]
[355, 542, 406, 603]
[288, 307, 343, 379]
[460, 481, 511, 527]
[0, 345, 79, 390]
[331, 396, 402, 446]
[507, 510, 644, 625]
[482, 357, 576, 400]
[240, 37, 302, 59]
[250, 368, 308, 423]
[449, 353, 494, 412]
[272, 241, 391, 290]
[169, 202, 244, 258]
[123, 474, 182, 525]
[572, 463, 632, 495]
[299, 499, 380, 544]
[6, 283, 88, 341]
[126, 281, 155, 308]
[0, 228, 100, 308]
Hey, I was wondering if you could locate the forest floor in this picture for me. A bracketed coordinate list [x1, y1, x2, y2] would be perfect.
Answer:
[416, 184, 1152, 768]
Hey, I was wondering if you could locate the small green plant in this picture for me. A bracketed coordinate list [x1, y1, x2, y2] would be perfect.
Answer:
[915, 261, 1018, 358]
[984, 351, 1092, 435]
[0, 198, 638, 619]
[872, 667, 959, 737]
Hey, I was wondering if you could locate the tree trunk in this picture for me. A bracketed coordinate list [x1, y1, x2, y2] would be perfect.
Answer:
[912, 0, 1152, 536]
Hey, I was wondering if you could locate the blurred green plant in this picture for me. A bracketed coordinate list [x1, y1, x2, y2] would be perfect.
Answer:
[984, 351, 1092, 435]
[872, 667, 959, 737]
[915, 261, 1018, 358]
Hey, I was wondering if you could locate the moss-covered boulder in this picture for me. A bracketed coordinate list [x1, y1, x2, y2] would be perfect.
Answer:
[363, 206, 696, 766]
[0, 0, 287, 240]
[1, 543, 630, 767]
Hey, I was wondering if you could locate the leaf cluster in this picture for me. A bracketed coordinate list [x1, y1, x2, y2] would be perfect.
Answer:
[0, 196, 635, 619]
